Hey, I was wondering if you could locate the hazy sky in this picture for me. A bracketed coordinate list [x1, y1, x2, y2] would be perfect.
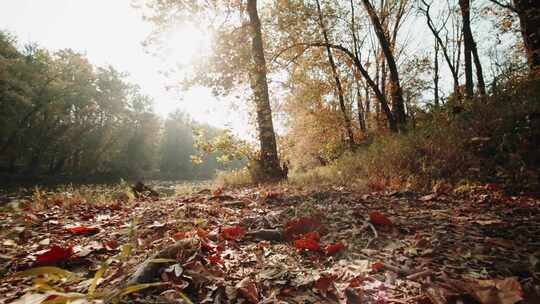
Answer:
[0, 0, 250, 136]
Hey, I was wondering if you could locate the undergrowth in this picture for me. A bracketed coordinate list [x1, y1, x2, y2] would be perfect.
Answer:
[213, 76, 539, 193]
[290, 76, 540, 193]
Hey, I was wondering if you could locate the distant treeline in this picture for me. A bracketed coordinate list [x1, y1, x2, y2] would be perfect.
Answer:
[0, 32, 241, 183]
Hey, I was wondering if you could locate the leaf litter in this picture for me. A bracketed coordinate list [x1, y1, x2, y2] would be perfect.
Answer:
[0, 185, 539, 303]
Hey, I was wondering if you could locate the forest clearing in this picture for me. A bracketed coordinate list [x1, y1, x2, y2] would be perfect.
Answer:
[1, 0, 540, 303]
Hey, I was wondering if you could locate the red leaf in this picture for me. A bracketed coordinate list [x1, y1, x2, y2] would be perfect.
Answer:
[283, 217, 320, 241]
[369, 212, 393, 227]
[221, 225, 246, 241]
[67, 226, 99, 235]
[314, 275, 336, 293]
[173, 231, 187, 240]
[208, 254, 224, 265]
[36, 245, 73, 265]
[294, 238, 321, 251]
[304, 231, 321, 241]
[485, 183, 500, 191]
[325, 242, 346, 255]
[371, 262, 385, 272]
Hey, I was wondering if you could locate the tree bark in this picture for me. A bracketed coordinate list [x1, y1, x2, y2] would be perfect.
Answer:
[361, 0, 407, 131]
[246, 0, 283, 182]
[515, 0, 540, 72]
[356, 84, 367, 132]
[459, 0, 474, 99]
[350, 0, 367, 133]
[316, 0, 355, 149]
[433, 38, 440, 106]
[471, 38, 486, 96]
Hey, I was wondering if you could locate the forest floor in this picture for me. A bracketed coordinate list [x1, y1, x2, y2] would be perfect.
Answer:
[1, 184, 540, 304]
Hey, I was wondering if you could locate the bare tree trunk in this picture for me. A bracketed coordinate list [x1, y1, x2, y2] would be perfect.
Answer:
[356, 84, 367, 132]
[515, 0, 540, 72]
[471, 39, 486, 96]
[315, 0, 355, 150]
[459, 0, 474, 99]
[364, 85, 371, 129]
[246, 0, 283, 181]
[350, 0, 367, 133]
[434, 38, 440, 106]
[361, 0, 407, 131]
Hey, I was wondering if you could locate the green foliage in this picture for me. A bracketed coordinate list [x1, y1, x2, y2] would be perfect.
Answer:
[0, 31, 234, 182]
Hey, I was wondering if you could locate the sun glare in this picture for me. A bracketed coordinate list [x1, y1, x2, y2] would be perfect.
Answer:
[164, 25, 212, 66]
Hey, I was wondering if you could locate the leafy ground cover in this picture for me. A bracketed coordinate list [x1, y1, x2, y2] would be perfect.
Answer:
[1, 184, 539, 303]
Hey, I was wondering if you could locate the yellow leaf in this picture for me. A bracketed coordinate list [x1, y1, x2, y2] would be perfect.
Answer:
[118, 282, 166, 297]
[148, 258, 176, 264]
[88, 263, 107, 298]
[121, 244, 132, 260]
[15, 267, 77, 280]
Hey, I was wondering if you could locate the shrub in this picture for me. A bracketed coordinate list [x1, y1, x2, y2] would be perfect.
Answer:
[291, 76, 540, 193]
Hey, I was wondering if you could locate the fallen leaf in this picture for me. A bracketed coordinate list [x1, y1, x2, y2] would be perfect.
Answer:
[294, 238, 321, 252]
[283, 217, 320, 240]
[304, 231, 321, 241]
[208, 254, 224, 265]
[474, 277, 523, 304]
[104, 239, 119, 250]
[420, 193, 437, 201]
[345, 287, 363, 304]
[325, 242, 346, 255]
[237, 278, 258, 303]
[35, 245, 73, 265]
[221, 225, 246, 241]
[369, 212, 392, 227]
[67, 226, 99, 235]
[173, 231, 188, 240]
[314, 275, 336, 294]
[10, 293, 49, 304]
[371, 262, 385, 272]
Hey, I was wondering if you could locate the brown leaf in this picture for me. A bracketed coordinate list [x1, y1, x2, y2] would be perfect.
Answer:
[236, 278, 258, 303]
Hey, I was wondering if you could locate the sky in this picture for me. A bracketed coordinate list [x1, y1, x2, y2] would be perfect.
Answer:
[0, 0, 251, 137]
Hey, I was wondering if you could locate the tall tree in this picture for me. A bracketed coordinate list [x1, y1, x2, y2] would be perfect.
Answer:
[360, 0, 407, 130]
[315, 0, 355, 149]
[488, 0, 540, 72]
[419, 0, 462, 97]
[459, 0, 474, 98]
[246, 0, 284, 181]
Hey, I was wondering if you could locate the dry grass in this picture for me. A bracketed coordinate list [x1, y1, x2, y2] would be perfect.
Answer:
[213, 168, 253, 188]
